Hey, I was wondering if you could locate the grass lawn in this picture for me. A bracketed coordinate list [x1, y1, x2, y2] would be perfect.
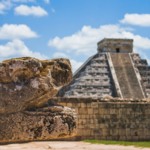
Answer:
[84, 140, 150, 148]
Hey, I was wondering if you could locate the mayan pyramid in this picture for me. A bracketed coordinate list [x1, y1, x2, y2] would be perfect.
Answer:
[59, 38, 150, 99]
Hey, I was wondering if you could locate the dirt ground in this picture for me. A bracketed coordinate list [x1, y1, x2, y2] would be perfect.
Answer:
[0, 141, 150, 150]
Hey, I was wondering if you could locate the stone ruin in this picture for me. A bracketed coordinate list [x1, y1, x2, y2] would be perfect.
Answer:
[59, 38, 150, 99]
[0, 57, 76, 143]
[56, 39, 150, 141]
[0, 38, 150, 143]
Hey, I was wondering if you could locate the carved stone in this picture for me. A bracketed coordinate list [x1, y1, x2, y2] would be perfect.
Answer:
[0, 57, 72, 114]
[0, 57, 76, 143]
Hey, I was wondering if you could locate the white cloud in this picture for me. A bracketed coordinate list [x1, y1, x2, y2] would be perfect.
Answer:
[48, 25, 101, 56]
[14, 5, 48, 17]
[0, 39, 47, 61]
[0, 1, 12, 14]
[120, 14, 150, 27]
[48, 24, 150, 56]
[52, 52, 83, 72]
[0, 0, 50, 14]
[0, 24, 38, 40]
[70, 59, 83, 73]
[0, 3, 6, 14]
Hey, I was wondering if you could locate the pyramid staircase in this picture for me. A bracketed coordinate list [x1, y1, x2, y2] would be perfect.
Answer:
[110, 53, 144, 99]
[58, 39, 150, 99]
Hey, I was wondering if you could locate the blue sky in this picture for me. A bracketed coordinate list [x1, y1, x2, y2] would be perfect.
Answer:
[1, 0, 150, 72]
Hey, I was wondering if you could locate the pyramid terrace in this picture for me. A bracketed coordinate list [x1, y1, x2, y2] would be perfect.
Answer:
[59, 38, 150, 99]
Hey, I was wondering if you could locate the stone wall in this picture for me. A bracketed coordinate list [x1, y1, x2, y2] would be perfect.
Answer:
[54, 97, 150, 141]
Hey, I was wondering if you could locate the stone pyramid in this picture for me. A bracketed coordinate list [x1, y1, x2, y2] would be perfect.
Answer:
[59, 38, 150, 99]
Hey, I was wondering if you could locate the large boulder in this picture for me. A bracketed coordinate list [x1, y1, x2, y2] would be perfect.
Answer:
[0, 57, 72, 114]
[0, 57, 76, 143]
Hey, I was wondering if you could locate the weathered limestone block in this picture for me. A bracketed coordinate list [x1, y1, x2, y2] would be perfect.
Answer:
[0, 57, 77, 143]
[0, 57, 72, 114]
[0, 105, 76, 143]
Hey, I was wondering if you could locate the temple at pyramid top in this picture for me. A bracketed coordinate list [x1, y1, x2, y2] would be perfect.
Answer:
[97, 38, 133, 53]
[58, 38, 150, 99]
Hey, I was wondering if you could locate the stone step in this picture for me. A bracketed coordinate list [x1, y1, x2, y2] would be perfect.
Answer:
[110, 53, 144, 99]
[61, 53, 115, 98]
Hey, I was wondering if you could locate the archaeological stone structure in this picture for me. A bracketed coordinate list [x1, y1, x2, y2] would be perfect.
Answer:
[56, 38, 150, 141]
[0, 57, 76, 143]
[59, 38, 150, 99]
[0, 39, 150, 142]
[56, 97, 150, 141]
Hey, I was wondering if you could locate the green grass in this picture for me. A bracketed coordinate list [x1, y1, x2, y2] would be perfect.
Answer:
[84, 140, 150, 148]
